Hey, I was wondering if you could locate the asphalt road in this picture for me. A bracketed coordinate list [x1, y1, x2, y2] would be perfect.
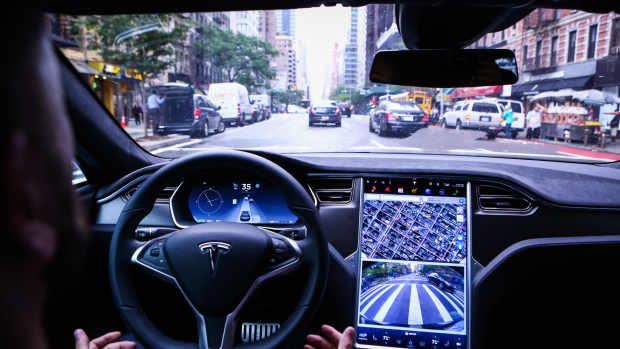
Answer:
[151, 113, 617, 161]
[359, 274, 464, 329]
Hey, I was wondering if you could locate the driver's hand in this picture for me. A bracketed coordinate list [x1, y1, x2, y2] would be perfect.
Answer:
[74, 329, 137, 349]
[305, 325, 355, 349]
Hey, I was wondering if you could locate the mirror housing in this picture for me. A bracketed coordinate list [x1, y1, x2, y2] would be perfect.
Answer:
[370, 49, 518, 87]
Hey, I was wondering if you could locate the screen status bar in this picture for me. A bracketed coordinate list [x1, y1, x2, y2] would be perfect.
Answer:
[364, 178, 467, 198]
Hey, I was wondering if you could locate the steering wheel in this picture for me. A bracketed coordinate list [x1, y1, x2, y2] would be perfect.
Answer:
[109, 150, 329, 349]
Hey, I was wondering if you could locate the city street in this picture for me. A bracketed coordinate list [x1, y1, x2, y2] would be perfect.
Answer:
[359, 274, 464, 329]
[150, 113, 620, 161]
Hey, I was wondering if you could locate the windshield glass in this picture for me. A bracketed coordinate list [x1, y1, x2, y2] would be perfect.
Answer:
[52, 6, 620, 162]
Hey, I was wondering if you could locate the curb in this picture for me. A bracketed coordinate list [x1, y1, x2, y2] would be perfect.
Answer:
[139, 136, 190, 152]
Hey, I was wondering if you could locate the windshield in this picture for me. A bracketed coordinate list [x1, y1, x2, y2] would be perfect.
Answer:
[52, 6, 620, 162]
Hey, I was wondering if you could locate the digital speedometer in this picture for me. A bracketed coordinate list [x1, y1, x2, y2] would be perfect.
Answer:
[187, 179, 298, 225]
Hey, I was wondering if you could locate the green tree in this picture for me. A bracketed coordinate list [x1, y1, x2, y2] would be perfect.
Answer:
[272, 90, 305, 110]
[194, 23, 278, 93]
[330, 86, 364, 105]
[74, 14, 189, 78]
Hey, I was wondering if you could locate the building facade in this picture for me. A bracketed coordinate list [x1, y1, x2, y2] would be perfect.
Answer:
[365, 4, 395, 85]
[229, 11, 259, 38]
[276, 10, 296, 38]
[474, 9, 620, 99]
[274, 35, 296, 90]
[344, 7, 367, 88]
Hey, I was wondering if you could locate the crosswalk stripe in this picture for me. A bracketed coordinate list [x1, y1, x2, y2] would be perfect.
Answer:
[422, 284, 453, 323]
[445, 292, 465, 308]
[361, 285, 394, 315]
[408, 284, 424, 325]
[361, 284, 388, 303]
[429, 284, 463, 316]
[373, 284, 405, 322]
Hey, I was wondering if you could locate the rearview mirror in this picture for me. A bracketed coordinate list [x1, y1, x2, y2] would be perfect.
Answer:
[216, 106, 222, 111]
[370, 49, 518, 87]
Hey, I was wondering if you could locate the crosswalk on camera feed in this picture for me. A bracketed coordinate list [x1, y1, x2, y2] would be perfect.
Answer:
[358, 261, 465, 332]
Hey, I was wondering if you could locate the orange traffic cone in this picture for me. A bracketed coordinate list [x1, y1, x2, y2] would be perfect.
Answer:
[121, 115, 127, 128]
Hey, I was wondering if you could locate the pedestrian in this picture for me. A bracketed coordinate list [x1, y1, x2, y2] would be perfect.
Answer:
[131, 102, 143, 126]
[147, 90, 166, 135]
[503, 105, 514, 139]
[609, 111, 619, 143]
[525, 104, 541, 140]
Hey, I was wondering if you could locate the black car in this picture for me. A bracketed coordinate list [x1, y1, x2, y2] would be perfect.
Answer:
[154, 84, 224, 137]
[189, 94, 225, 138]
[427, 272, 456, 293]
[369, 101, 427, 136]
[339, 102, 352, 117]
[309, 101, 342, 127]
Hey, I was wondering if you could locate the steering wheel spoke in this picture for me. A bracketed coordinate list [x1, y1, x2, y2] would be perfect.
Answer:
[131, 236, 175, 284]
[263, 231, 304, 278]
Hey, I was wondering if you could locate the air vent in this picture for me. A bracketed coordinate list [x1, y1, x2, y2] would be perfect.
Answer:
[477, 184, 532, 212]
[124, 186, 178, 203]
[308, 177, 354, 204]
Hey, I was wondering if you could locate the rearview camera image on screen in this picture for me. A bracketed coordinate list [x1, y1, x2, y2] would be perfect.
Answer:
[359, 261, 465, 332]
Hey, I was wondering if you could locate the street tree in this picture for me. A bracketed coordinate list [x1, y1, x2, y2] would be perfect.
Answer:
[272, 90, 305, 111]
[74, 14, 189, 79]
[194, 23, 278, 93]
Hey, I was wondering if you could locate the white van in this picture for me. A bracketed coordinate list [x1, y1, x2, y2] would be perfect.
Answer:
[483, 98, 525, 135]
[442, 100, 503, 131]
[208, 82, 254, 126]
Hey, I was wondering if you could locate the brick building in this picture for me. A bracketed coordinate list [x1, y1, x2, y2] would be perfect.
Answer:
[474, 9, 620, 99]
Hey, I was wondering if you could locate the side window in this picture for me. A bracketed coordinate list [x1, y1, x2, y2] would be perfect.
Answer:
[72, 161, 87, 185]
[511, 102, 522, 113]
[455, 105, 462, 111]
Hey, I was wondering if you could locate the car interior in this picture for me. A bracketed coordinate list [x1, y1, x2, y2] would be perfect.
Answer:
[34, 1, 620, 349]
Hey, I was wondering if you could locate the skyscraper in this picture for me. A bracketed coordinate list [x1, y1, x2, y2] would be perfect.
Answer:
[276, 10, 296, 39]
[344, 7, 367, 88]
[365, 4, 395, 85]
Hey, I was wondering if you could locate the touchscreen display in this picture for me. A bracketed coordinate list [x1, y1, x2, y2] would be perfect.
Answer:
[356, 178, 468, 349]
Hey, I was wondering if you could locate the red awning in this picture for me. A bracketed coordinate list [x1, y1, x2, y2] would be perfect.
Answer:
[454, 86, 502, 98]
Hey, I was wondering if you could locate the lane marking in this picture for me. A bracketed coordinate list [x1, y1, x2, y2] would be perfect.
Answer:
[429, 284, 463, 316]
[350, 146, 424, 151]
[422, 284, 453, 323]
[361, 284, 389, 303]
[150, 139, 202, 154]
[408, 284, 424, 325]
[370, 140, 386, 148]
[447, 148, 593, 160]
[361, 284, 394, 315]
[373, 283, 405, 322]
[445, 292, 465, 307]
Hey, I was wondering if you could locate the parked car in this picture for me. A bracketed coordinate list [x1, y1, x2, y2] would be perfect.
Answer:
[309, 100, 341, 127]
[427, 272, 456, 293]
[208, 82, 254, 126]
[250, 94, 272, 120]
[152, 83, 207, 136]
[441, 100, 503, 138]
[189, 94, 225, 138]
[369, 101, 427, 136]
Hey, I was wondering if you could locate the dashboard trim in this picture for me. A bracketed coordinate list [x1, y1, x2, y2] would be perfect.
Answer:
[169, 181, 189, 229]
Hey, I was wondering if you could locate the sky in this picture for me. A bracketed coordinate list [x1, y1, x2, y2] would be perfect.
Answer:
[296, 5, 349, 101]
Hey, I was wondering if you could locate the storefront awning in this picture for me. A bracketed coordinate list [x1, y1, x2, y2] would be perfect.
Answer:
[512, 76, 593, 97]
[454, 86, 501, 98]
[69, 60, 99, 75]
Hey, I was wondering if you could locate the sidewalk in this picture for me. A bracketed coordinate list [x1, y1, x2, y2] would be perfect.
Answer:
[122, 120, 191, 152]
[538, 138, 620, 155]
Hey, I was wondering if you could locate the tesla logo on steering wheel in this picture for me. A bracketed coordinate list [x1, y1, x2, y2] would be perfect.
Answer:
[198, 241, 231, 277]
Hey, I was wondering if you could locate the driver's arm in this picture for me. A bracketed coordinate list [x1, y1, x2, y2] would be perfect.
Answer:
[305, 325, 355, 349]
[74, 329, 136, 349]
